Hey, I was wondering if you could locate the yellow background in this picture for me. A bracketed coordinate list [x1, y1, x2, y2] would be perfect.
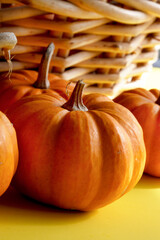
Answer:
[0, 68, 160, 240]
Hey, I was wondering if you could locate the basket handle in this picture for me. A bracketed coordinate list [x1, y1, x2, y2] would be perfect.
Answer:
[116, 0, 160, 18]
[69, 0, 153, 24]
[17, 0, 103, 19]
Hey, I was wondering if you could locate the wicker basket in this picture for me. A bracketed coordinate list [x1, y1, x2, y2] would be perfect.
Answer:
[1, 0, 160, 96]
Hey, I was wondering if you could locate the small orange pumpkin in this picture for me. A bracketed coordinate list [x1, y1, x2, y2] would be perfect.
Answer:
[114, 88, 160, 177]
[6, 81, 146, 211]
[0, 111, 18, 196]
[0, 43, 73, 113]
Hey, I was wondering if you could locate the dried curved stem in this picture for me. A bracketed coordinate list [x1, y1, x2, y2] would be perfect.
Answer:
[33, 42, 55, 89]
[62, 80, 88, 112]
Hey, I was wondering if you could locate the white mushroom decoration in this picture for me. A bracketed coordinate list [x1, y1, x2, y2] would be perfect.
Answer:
[0, 32, 17, 74]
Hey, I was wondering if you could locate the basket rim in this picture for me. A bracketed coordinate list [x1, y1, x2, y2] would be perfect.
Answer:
[8, 0, 154, 24]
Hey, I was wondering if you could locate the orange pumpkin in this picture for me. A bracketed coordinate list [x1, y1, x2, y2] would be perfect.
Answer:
[114, 88, 160, 177]
[0, 111, 18, 196]
[0, 43, 73, 113]
[6, 81, 146, 211]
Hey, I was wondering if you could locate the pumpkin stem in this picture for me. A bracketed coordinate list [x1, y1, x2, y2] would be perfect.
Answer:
[155, 95, 160, 105]
[62, 80, 88, 111]
[33, 42, 54, 89]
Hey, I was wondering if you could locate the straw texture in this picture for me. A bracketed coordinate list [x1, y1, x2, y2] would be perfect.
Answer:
[1, 0, 160, 96]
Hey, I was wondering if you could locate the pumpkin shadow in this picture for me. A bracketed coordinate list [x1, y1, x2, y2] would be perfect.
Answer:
[135, 173, 160, 189]
[0, 186, 97, 226]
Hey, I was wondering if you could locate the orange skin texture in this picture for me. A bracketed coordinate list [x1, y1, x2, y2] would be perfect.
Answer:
[114, 88, 160, 177]
[0, 70, 74, 113]
[0, 111, 19, 196]
[7, 93, 146, 211]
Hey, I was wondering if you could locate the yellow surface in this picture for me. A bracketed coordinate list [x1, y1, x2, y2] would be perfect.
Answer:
[0, 68, 160, 240]
[144, 67, 160, 90]
[0, 175, 160, 240]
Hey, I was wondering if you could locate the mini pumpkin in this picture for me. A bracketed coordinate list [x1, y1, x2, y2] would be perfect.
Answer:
[114, 88, 160, 177]
[6, 81, 146, 211]
[0, 111, 18, 196]
[0, 43, 73, 113]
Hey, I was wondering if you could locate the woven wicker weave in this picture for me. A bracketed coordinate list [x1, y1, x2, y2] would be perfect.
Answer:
[1, 0, 160, 96]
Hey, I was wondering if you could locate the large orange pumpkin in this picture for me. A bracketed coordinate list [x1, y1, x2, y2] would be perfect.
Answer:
[0, 43, 73, 113]
[0, 111, 18, 196]
[114, 88, 160, 177]
[6, 81, 146, 211]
